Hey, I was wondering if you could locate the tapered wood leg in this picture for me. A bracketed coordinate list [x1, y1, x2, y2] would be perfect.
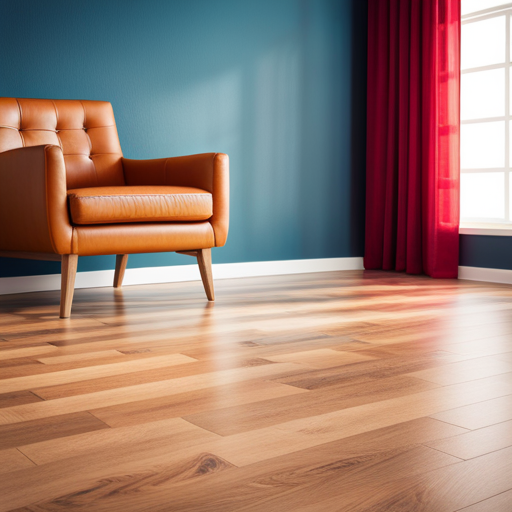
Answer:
[60, 254, 78, 318]
[114, 254, 129, 288]
[196, 248, 214, 301]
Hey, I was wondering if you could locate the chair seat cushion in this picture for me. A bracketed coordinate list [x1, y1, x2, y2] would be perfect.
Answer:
[67, 186, 213, 225]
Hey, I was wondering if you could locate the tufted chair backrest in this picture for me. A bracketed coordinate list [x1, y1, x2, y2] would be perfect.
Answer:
[0, 98, 124, 190]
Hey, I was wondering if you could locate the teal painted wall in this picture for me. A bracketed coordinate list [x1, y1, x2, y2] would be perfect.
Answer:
[0, 0, 367, 278]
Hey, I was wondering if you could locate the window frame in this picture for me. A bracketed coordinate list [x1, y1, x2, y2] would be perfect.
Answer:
[460, 2, 512, 234]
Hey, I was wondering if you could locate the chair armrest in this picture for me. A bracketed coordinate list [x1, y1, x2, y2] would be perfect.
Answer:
[0, 145, 73, 254]
[122, 153, 229, 247]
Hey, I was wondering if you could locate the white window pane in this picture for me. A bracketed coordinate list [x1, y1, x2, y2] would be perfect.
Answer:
[461, 17, 505, 70]
[461, 172, 505, 219]
[461, 69, 505, 120]
[461, 121, 505, 168]
[462, 0, 509, 15]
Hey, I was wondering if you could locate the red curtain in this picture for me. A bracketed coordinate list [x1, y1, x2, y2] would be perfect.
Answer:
[364, 0, 460, 278]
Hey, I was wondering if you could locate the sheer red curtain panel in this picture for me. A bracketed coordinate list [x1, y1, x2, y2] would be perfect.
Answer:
[364, 0, 460, 278]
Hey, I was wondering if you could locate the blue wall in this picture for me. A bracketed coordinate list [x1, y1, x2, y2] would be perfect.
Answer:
[0, 0, 367, 278]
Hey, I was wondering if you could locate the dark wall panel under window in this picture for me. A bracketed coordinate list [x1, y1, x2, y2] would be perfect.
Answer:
[459, 235, 512, 271]
[0, 0, 368, 279]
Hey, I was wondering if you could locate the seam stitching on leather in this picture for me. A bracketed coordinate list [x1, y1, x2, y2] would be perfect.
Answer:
[52, 101, 63, 150]
[51, 99, 59, 128]
[72, 217, 211, 224]
[65, 153, 121, 157]
[80, 100, 98, 185]
[12, 128, 57, 132]
[70, 194, 211, 199]
[80, 100, 86, 127]
[15, 99, 25, 147]
[56, 132, 63, 151]
[3, 126, 116, 131]
[44, 146, 58, 254]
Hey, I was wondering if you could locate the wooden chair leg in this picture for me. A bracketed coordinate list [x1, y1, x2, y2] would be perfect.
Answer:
[60, 254, 78, 318]
[114, 254, 129, 288]
[196, 248, 215, 301]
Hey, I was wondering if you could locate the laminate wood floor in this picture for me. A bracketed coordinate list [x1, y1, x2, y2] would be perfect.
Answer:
[1, 270, 512, 511]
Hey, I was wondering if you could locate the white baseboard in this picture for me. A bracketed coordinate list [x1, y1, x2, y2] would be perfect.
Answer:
[3, 260, 511, 295]
[458, 265, 512, 285]
[0, 257, 364, 296]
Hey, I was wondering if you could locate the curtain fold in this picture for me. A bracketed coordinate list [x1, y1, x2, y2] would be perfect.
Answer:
[364, 0, 460, 278]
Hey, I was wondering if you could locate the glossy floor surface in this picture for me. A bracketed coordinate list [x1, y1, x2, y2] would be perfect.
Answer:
[0, 270, 512, 511]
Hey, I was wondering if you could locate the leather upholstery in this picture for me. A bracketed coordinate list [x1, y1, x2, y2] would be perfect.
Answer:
[0, 145, 73, 254]
[123, 153, 229, 246]
[72, 222, 215, 256]
[0, 97, 229, 257]
[68, 186, 213, 225]
[0, 98, 124, 190]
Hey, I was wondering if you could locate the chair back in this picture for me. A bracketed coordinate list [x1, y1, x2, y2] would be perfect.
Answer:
[0, 97, 124, 189]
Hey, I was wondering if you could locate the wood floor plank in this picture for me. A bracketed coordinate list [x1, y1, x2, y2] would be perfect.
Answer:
[265, 347, 376, 368]
[352, 319, 512, 348]
[0, 347, 205, 379]
[273, 352, 473, 390]
[0, 353, 198, 394]
[0, 391, 42, 409]
[346, 444, 512, 511]
[45, 328, 265, 354]
[18, 417, 217, 466]
[181, 332, 372, 359]
[424, 419, 512, 460]
[497, 351, 512, 363]
[184, 375, 440, 436]
[443, 335, 512, 358]
[430, 394, 512, 429]
[90, 379, 306, 428]
[0, 448, 35, 475]
[0, 422, 230, 512]
[0, 344, 58, 360]
[457, 489, 512, 511]
[0, 411, 110, 450]
[0, 357, 44, 371]
[0, 316, 111, 341]
[407, 355, 512, 386]
[31, 356, 280, 400]
[36, 349, 126, 365]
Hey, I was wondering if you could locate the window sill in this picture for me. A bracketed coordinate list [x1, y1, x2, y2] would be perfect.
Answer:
[460, 223, 512, 236]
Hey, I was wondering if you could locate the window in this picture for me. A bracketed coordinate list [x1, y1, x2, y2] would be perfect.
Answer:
[461, 1, 512, 227]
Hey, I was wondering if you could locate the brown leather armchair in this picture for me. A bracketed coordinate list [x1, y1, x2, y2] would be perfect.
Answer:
[0, 98, 229, 317]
